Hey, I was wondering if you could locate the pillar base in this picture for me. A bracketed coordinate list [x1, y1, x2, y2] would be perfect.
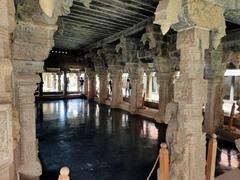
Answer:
[17, 161, 42, 179]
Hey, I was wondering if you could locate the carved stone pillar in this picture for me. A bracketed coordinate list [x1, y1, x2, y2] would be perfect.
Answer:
[109, 65, 123, 108]
[156, 71, 174, 123]
[84, 73, 89, 96]
[57, 72, 62, 92]
[76, 72, 81, 92]
[204, 46, 225, 134]
[145, 71, 153, 99]
[86, 69, 96, 101]
[11, 2, 73, 179]
[154, 1, 226, 180]
[169, 27, 210, 180]
[0, 0, 15, 179]
[63, 71, 68, 96]
[12, 61, 44, 178]
[39, 73, 43, 96]
[128, 63, 144, 113]
[97, 69, 108, 104]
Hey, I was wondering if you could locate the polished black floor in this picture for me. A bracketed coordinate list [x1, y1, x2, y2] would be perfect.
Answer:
[36, 99, 240, 180]
[36, 99, 166, 180]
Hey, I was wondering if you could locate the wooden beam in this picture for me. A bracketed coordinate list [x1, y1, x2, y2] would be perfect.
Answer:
[73, 2, 145, 21]
[63, 19, 121, 32]
[67, 13, 130, 28]
[70, 9, 135, 26]
[63, 16, 128, 30]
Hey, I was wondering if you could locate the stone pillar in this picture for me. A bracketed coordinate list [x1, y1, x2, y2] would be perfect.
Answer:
[204, 47, 225, 134]
[57, 72, 62, 92]
[86, 69, 96, 101]
[53, 73, 57, 90]
[0, 0, 15, 179]
[98, 69, 109, 104]
[84, 73, 89, 96]
[168, 27, 210, 180]
[13, 66, 42, 178]
[109, 65, 123, 108]
[145, 71, 153, 100]
[63, 71, 68, 96]
[76, 72, 81, 92]
[156, 71, 174, 123]
[128, 63, 144, 113]
[39, 73, 43, 96]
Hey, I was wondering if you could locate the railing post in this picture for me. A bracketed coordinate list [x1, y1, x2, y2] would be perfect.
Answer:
[58, 167, 70, 180]
[159, 143, 169, 180]
[206, 134, 217, 180]
[228, 103, 235, 129]
[142, 92, 145, 108]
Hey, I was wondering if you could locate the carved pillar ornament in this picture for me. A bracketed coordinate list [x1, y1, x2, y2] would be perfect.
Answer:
[0, 1, 16, 179]
[116, 36, 139, 63]
[11, 0, 73, 178]
[204, 43, 226, 134]
[154, 0, 226, 49]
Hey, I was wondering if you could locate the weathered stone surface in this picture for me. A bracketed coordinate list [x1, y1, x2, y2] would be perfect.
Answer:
[154, 0, 226, 49]
[0, 0, 16, 179]
[109, 65, 123, 108]
[167, 27, 210, 180]
[236, 139, 240, 152]
[204, 43, 226, 134]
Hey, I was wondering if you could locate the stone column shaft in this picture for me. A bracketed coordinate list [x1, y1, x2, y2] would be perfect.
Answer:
[98, 70, 108, 104]
[57, 73, 62, 92]
[77, 72, 81, 92]
[63, 71, 67, 95]
[87, 71, 96, 100]
[204, 76, 224, 133]
[14, 72, 42, 177]
[157, 72, 174, 123]
[168, 27, 209, 180]
[145, 72, 153, 99]
[129, 63, 144, 113]
[84, 74, 88, 95]
[110, 65, 123, 108]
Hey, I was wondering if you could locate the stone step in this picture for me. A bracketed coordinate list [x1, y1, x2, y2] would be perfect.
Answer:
[215, 169, 240, 180]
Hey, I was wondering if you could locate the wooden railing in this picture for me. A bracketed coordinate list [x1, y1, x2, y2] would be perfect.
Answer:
[58, 167, 70, 180]
[57, 135, 218, 180]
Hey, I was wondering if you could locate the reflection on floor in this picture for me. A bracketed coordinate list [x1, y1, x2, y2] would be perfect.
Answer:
[36, 99, 240, 180]
[36, 99, 165, 180]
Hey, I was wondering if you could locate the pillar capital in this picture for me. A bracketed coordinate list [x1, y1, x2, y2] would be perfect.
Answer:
[154, 0, 226, 49]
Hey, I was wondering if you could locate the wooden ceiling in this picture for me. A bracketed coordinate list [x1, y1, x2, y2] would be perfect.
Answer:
[54, 0, 160, 50]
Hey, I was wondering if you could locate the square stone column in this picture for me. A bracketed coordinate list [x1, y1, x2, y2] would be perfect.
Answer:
[0, 0, 15, 179]
[156, 72, 174, 123]
[57, 72, 62, 92]
[145, 71, 153, 100]
[86, 70, 96, 101]
[98, 70, 109, 104]
[13, 61, 43, 179]
[109, 65, 123, 108]
[84, 74, 89, 96]
[204, 47, 225, 134]
[128, 63, 144, 113]
[167, 27, 209, 180]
